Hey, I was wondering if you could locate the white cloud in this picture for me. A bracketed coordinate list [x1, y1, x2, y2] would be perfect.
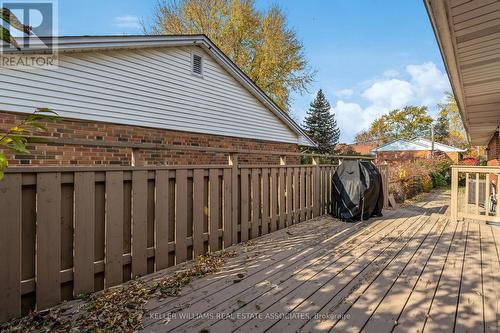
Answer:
[114, 15, 141, 29]
[334, 101, 392, 142]
[333, 88, 354, 98]
[406, 62, 450, 105]
[332, 101, 365, 141]
[362, 79, 413, 109]
[332, 61, 451, 143]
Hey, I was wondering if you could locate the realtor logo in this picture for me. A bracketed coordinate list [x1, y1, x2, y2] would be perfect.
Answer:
[0, 0, 58, 68]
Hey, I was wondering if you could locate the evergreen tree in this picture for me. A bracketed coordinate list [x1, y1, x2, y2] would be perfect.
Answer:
[303, 89, 340, 154]
[434, 112, 450, 142]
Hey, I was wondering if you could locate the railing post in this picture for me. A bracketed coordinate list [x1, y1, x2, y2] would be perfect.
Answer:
[451, 165, 458, 221]
[312, 156, 321, 217]
[229, 153, 239, 245]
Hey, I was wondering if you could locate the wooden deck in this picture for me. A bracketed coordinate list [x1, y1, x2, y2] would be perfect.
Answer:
[139, 191, 499, 333]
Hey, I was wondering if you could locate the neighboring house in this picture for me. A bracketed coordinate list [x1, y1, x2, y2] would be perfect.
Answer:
[372, 137, 466, 163]
[0, 35, 315, 166]
[336, 143, 376, 155]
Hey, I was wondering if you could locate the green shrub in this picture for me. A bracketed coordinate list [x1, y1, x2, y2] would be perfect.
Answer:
[387, 155, 452, 202]
[430, 171, 448, 187]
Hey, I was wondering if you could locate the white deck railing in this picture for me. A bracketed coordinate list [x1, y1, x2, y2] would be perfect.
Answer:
[450, 165, 500, 222]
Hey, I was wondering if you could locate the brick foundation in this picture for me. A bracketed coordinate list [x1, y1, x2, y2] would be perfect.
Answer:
[0, 112, 300, 166]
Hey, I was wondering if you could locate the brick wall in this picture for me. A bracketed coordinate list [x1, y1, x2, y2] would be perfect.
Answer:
[375, 150, 458, 164]
[487, 132, 499, 163]
[0, 112, 300, 166]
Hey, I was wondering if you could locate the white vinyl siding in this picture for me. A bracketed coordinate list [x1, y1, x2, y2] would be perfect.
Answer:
[0, 46, 300, 144]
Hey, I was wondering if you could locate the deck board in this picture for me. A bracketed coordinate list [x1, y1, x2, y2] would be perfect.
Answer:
[424, 220, 468, 333]
[360, 217, 451, 333]
[132, 190, 499, 333]
[143, 212, 400, 331]
[392, 220, 458, 333]
[481, 223, 500, 333]
[191, 212, 409, 333]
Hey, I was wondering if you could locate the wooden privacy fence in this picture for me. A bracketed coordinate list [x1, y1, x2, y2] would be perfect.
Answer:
[0, 163, 343, 322]
[450, 165, 500, 222]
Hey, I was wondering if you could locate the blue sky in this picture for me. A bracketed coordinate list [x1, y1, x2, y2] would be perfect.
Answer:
[56, 0, 450, 143]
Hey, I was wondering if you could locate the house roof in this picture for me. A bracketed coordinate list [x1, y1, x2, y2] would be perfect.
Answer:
[9, 35, 315, 146]
[424, 0, 500, 146]
[372, 137, 466, 153]
[412, 138, 466, 152]
[336, 143, 376, 155]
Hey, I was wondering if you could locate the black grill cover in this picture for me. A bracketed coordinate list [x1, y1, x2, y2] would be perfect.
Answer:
[331, 160, 384, 221]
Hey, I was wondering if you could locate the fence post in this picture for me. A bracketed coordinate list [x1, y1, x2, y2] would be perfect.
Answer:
[451, 165, 458, 221]
[312, 156, 321, 217]
[380, 163, 389, 208]
[229, 153, 239, 245]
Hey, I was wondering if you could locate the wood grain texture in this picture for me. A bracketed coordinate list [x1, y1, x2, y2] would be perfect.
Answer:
[105, 171, 124, 287]
[223, 169, 232, 247]
[132, 171, 148, 277]
[240, 168, 250, 242]
[278, 168, 285, 229]
[261, 168, 270, 235]
[251, 168, 260, 239]
[0, 174, 22, 320]
[36, 173, 61, 310]
[155, 170, 169, 270]
[193, 169, 204, 256]
[270, 168, 278, 232]
[175, 169, 188, 263]
[74, 172, 95, 294]
[209, 169, 220, 251]
[286, 167, 293, 225]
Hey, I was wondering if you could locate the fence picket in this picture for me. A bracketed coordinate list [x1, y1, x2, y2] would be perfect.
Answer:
[74, 172, 96, 294]
[155, 170, 169, 270]
[209, 169, 220, 251]
[300, 167, 306, 221]
[240, 168, 249, 241]
[251, 168, 260, 238]
[270, 168, 278, 232]
[306, 167, 312, 218]
[262, 168, 270, 235]
[193, 170, 204, 256]
[313, 166, 320, 217]
[278, 168, 285, 229]
[175, 169, 188, 263]
[231, 158, 239, 246]
[223, 169, 232, 247]
[286, 167, 293, 225]
[132, 171, 148, 277]
[36, 173, 61, 310]
[0, 174, 22, 321]
[104, 172, 124, 287]
[475, 172, 480, 215]
[294, 167, 300, 223]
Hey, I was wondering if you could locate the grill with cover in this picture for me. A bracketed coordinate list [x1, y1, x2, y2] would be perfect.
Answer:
[331, 160, 384, 221]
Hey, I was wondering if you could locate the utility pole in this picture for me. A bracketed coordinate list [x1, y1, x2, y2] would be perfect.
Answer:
[431, 123, 435, 158]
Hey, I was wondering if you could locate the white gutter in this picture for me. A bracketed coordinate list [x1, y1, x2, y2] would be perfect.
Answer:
[423, 0, 470, 144]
